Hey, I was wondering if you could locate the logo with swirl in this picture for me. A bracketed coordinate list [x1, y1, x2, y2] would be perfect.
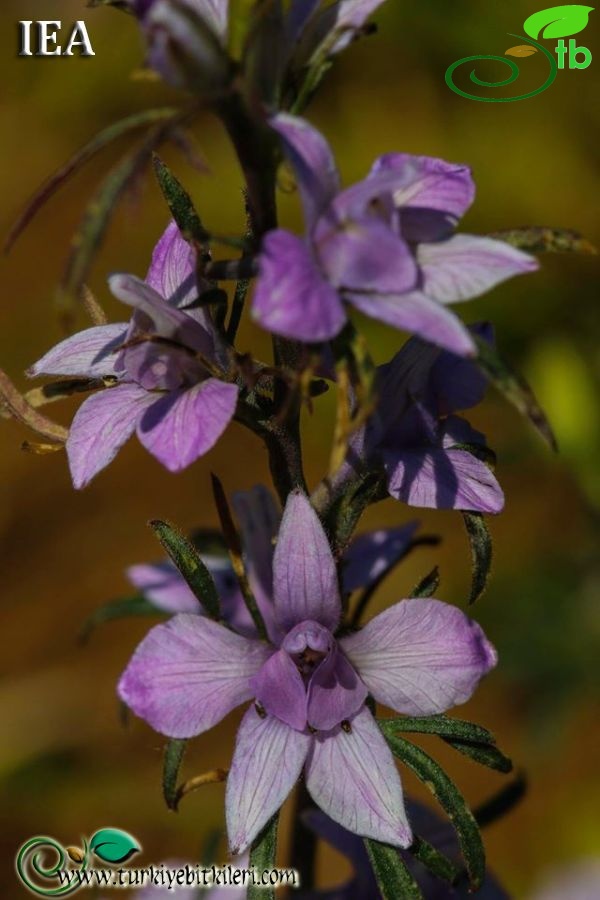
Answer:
[16, 828, 140, 896]
[445, 4, 594, 101]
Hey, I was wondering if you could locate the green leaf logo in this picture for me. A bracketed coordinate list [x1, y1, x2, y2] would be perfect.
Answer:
[89, 828, 140, 864]
[524, 5, 594, 39]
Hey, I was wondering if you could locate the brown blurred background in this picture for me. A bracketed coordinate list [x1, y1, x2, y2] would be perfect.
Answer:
[1, 1, 599, 896]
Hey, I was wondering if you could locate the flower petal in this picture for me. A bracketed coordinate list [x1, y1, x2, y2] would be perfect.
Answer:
[270, 114, 340, 229]
[226, 708, 310, 854]
[137, 379, 237, 472]
[342, 523, 420, 593]
[383, 445, 504, 513]
[146, 220, 196, 305]
[316, 216, 417, 294]
[418, 234, 539, 305]
[67, 383, 155, 489]
[273, 492, 341, 632]
[307, 646, 367, 731]
[341, 598, 497, 716]
[252, 649, 308, 731]
[346, 289, 476, 356]
[233, 485, 279, 605]
[427, 322, 493, 415]
[118, 614, 271, 738]
[253, 230, 346, 342]
[28, 324, 129, 379]
[305, 707, 412, 847]
[127, 561, 200, 614]
[371, 153, 476, 240]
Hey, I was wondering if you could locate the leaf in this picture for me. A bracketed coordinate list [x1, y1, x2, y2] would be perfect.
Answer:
[474, 773, 527, 828]
[490, 226, 597, 255]
[462, 513, 492, 605]
[473, 333, 557, 451]
[381, 731, 485, 890]
[79, 595, 166, 643]
[505, 45, 538, 56]
[410, 565, 440, 599]
[153, 155, 211, 250]
[379, 715, 495, 745]
[248, 814, 279, 900]
[365, 839, 423, 899]
[523, 5, 594, 40]
[89, 828, 140, 864]
[4, 108, 179, 254]
[149, 520, 221, 620]
[409, 836, 461, 885]
[163, 739, 187, 811]
[441, 737, 513, 773]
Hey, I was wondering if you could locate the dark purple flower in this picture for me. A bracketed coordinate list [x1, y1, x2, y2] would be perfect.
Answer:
[118, 491, 496, 853]
[29, 223, 238, 488]
[302, 804, 509, 899]
[343, 324, 504, 513]
[253, 115, 538, 355]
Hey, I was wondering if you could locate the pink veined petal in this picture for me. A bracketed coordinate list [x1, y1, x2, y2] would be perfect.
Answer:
[252, 230, 347, 343]
[146, 220, 197, 306]
[346, 289, 476, 357]
[251, 649, 308, 731]
[305, 707, 412, 847]
[340, 598, 497, 716]
[270, 114, 340, 229]
[418, 234, 539, 305]
[28, 324, 129, 379]
[307, 646, 368, 732]
[137, 378, 238, 472]
[118, 614, 271, 739]
[127, 562, 201, 614]
[316, 215, 418, 294]
[66, 383, 155, 489]
[383, 446, 505, 514]
[273, 492, 341, 632]
[226, 708, 311, 855]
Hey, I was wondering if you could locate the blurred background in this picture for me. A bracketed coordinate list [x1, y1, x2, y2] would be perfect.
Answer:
[1, 1, 598, 896]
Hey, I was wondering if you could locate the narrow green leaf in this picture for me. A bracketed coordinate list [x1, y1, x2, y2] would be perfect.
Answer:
[490, 226, 596, 255]
[57, 127, 176, 330]
[379, 715, 495, 745]
[248, 813, 279, 900]
[365, 839, 423, 900]
[462, 512, 492, 605]
[409, 835, 461, 885]
[79, 595, 165, 643]
[474, 773, 527, 828]
[153, 155, 210, 249]
[442, 737, 513, 773]
[4, 107, 178, 254]
[150, 520, 221, 620]
[474, 333, 557, 451]
[381, 732, 485, 889]
[410, 565, 440, 599]
[163, 739, 187, 811]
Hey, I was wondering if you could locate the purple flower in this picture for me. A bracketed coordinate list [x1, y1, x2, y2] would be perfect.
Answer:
[302, 804, 509, 899]
[29, 222, 238, 488]
[252, 115, 538, 355]
[127, 483, 419, 630]
[118, 491, 496, 853]
[343, 324, 504, 513]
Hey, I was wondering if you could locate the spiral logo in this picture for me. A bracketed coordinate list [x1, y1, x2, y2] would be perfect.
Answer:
[16, 837, 88, 897]
[445, 34, 557, 102]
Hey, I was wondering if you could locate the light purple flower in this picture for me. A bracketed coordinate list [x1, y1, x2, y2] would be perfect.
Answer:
[29, 222, 238, 488]
[127, 484, 419, 630]
[252, 115, 538, 355]
[344, 324, 504, 513]
[118, 491, 496, 853]
[528, 860, 600, 900]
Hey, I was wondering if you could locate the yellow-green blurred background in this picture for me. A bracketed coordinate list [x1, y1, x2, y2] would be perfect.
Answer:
[1, 1, 599, 896]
